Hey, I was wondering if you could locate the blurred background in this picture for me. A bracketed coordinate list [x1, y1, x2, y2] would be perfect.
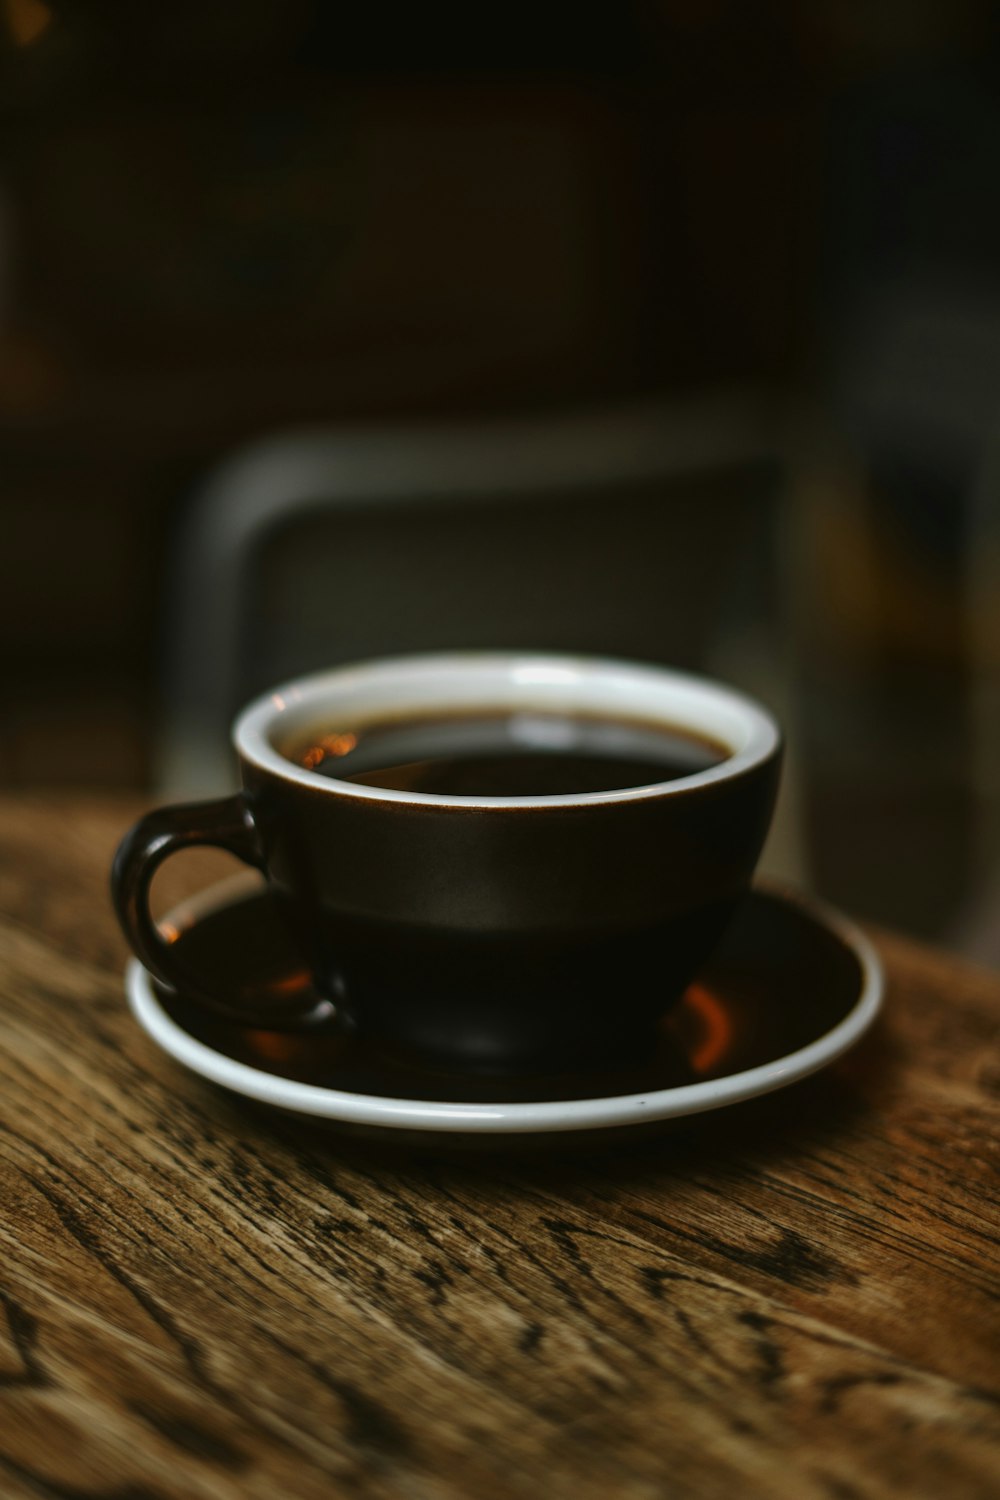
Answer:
[1, 0, 999, 960]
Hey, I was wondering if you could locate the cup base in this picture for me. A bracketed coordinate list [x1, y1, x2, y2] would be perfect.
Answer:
[302, 896, 740, 1076]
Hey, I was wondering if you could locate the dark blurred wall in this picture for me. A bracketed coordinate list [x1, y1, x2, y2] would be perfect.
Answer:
[2, 1, 998, 951]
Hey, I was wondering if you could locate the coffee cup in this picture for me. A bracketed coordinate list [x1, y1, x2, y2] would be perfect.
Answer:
[112, 652, 781, 1072]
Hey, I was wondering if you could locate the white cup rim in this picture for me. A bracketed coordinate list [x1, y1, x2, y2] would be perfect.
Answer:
[234, 651, 781, 810]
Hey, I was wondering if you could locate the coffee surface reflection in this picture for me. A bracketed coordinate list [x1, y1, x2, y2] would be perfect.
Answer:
[292, 711, 728, 797]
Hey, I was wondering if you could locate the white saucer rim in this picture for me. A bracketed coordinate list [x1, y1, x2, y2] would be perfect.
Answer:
[126, 876, 884, 1134]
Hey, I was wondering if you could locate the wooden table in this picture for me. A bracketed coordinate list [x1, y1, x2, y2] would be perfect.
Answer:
[1, 795, 999, 1500]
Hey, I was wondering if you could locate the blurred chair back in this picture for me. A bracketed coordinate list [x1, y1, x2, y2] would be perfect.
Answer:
[158, 396, 799, 873]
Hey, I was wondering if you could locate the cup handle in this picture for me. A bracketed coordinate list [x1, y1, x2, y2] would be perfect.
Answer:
[111, 794, 331, 1028]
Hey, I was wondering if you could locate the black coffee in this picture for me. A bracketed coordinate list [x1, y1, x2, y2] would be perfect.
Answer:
[292, 712, 728, 796]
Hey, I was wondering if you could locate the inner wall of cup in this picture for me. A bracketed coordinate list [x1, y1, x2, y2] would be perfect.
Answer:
[257, 656, 759, 765]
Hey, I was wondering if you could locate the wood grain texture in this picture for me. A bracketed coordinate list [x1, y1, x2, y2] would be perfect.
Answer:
[0, 794, 998, 1499]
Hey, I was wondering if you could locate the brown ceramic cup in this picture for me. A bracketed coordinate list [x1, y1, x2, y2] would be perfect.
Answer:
[112, 652, 781, 1072]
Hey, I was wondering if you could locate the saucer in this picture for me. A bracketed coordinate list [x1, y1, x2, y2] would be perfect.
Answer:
[126, 874, 883, 1143]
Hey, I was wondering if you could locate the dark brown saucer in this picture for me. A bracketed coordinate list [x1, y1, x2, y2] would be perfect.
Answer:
[126, 877, 883, 1144]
